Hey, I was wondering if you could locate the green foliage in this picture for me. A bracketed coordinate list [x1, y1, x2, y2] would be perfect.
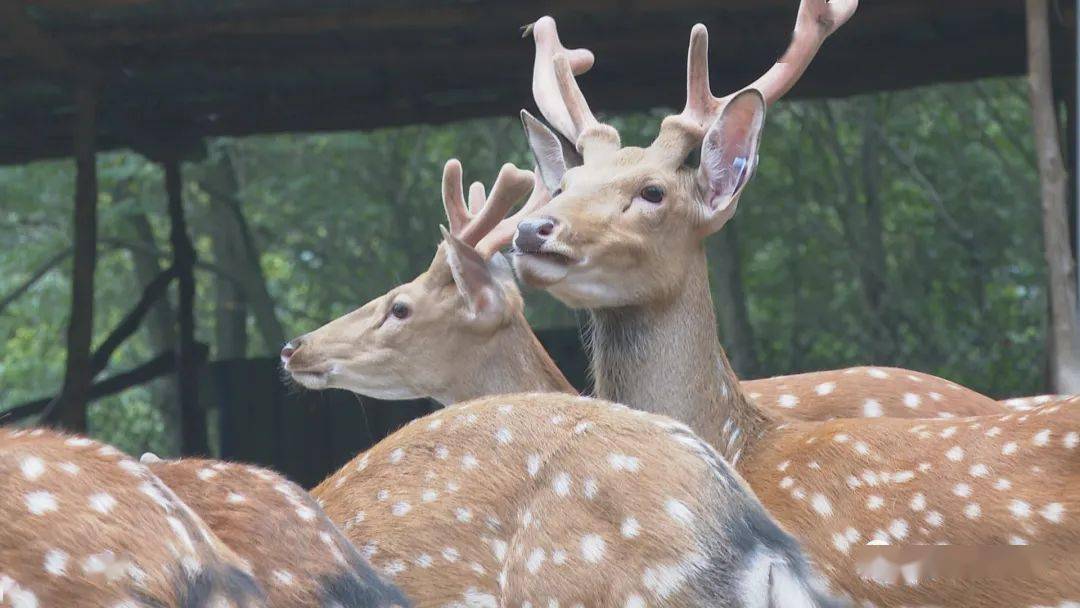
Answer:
[0, 78, 1051, 451]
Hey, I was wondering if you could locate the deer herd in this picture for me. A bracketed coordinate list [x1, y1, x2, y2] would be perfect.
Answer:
[2, 1, 1077, 606]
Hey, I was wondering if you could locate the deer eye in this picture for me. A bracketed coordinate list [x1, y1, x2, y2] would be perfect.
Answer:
[390, 302, 411, 320]
[640, 185, 665, 204]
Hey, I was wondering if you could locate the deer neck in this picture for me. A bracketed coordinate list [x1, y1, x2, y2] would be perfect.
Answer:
[588, 250, 771, 462]
[433, 313, 576, 406]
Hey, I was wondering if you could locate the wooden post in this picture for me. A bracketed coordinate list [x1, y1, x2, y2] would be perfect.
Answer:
[45, 81, 98, 431]
[1027, 0, 1080, 393]
[164, 155, 209, 455]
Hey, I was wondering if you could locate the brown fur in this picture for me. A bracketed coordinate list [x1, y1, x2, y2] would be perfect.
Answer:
[314, 393, 840, 607]
[744, 399, 1080, 605]
[742, 367, 1004, 420]
[0, 427, 265, 607]
[144, 457, 409, 608]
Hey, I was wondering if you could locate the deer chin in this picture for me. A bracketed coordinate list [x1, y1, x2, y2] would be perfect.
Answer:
[289, 369, 331, 390]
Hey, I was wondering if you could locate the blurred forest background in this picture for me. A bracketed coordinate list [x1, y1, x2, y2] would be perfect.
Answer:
[0, 78, 1053, 455]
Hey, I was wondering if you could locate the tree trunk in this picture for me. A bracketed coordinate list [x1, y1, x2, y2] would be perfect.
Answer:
[201, 149, 249, 359]
[128, 210, 182, 454]
[1026, 0, 1080, 392]
[709, 224, 760, 378]
[198, 144, 285, 354]
[165, 157, 209, 455]
[46, 82, 98, 431]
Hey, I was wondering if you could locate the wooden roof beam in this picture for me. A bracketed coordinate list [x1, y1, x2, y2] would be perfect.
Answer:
[0, 0, 96, 78]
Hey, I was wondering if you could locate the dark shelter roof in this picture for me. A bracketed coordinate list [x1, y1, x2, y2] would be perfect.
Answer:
[0, 0, 1072, 165]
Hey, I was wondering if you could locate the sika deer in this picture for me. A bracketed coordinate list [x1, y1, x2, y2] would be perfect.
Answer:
[313, 392, 846, 607]
[139, 454, 409, 607]
[284, 153, 999, 421]
[512, 5, 1080, 604]
[0, 426, 265, 607]
[283, 160, 574, 405]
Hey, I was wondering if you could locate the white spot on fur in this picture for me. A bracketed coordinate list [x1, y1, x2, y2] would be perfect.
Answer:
[526, 453, 542, 477]
[20, 457, 45, 481]
[811, 494, 833, 517]
[867, 495, 884, 510]
[461, 454, 479, 470]
[552, 472, 571, 496]
[1009, 500, 1031, 519]
[608, 453, 641, 472]
[867, 368, 889, 378]
[665, 499, 694, 525]
[833, 433, 850, 443]
[925, 511, 944, 527]
[964, 503, 981, 519]
[946, 446, 964, 461]
[583, 478, 598, 499]
[1064, 431, 1079, 450]
[1002, 441, 1018, 456]
[25, 491, 58, 515]
[392, 502, 412, 517]
[862, 399, 883, 417]
[89, 492, 117, 514]
[1033, 429, 1051, 446]
[888, 519, 909, 540]
[953, 483, 972, 498]
[58, 462, 80, 475]
[495, 428, 512, 444]
[1040, 502, 1065, 523]
[909, 493, 926, 511]
[903, 393, 921, 409]
[777, 394, 799, 408]
[526, 548, 546, 573]
[621, 517, 640, 538]
[578, 535, 604, 565]
[442, 547, 460, 562]
[44, 549, 68, 576]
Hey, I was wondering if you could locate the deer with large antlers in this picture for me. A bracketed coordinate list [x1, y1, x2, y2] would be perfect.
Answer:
[511, 3, 1080, 604]
[286, 164, 845, 606]
[0, 427, 266, 607]
[138, 453, 409, 607]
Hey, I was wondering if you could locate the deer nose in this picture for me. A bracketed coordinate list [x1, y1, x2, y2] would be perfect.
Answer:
[514, 217, 558, 253]
[280, 339, 302, 365]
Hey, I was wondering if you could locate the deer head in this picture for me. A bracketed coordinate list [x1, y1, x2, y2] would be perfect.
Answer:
[513, 2, 856, 308]
[282, 160, 571, 404]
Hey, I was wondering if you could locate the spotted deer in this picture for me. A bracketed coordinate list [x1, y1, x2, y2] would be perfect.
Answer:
[0, 426, 266, 607]
[312, 392, 846, 607]
[284, 154, 1000, 422]
[285, 167, 846, 606]
[510, 5, 1080, 605]
[138, 454, 409, 607]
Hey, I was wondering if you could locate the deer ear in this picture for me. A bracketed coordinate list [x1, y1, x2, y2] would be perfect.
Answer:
[696, 88, 765, 234]
[521, 109, 579, 193]
[441, 226, 506, 325]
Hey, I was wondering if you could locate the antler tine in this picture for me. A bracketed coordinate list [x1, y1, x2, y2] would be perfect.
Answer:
[441, 159, 469, 236]
[529, 16, 595, 144]
[457, 163, 534, 249]
[667, 0, 858, 139]
[744, 0, 858, 107]
[467, 182, 487, 215]
[476, 168, 551, 259]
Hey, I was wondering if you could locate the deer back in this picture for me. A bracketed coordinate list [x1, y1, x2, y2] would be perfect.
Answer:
[743, 367, 1004, 421]
[144, 457, 410, 608]
[314, 393, 846, 607]
[0, 427, 265, 607]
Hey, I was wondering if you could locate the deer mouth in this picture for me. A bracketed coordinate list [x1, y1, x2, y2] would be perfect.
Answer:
[512, 249, 576, 287]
